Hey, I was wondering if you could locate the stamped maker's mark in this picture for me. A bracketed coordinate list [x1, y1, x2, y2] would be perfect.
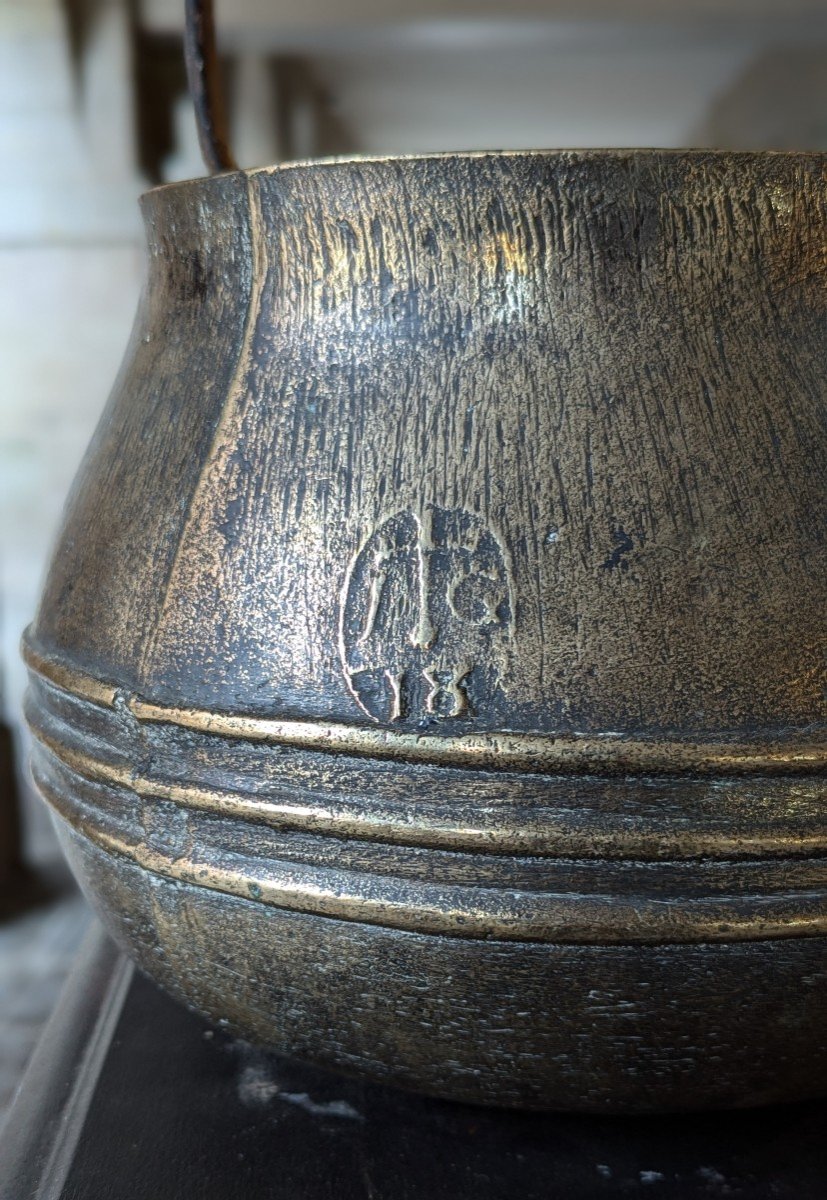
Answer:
[340, 506, 513, 723]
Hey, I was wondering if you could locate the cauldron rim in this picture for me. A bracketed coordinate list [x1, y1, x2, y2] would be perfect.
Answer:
[142, 146, 827, 201]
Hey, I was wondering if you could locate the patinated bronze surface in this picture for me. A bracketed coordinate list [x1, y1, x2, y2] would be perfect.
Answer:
[24, 149, 827, 1110]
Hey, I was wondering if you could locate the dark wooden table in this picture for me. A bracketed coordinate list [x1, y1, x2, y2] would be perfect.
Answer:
[2, 922, 826, 1200]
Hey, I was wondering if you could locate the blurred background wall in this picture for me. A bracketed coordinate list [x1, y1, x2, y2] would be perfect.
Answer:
[1, 0, 827, 866]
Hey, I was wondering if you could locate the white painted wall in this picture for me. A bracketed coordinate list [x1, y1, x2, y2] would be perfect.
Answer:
[0, 0, 143, 858]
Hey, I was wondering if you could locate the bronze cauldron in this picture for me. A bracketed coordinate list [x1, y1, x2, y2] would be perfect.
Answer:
[22, 17, 827, 1110]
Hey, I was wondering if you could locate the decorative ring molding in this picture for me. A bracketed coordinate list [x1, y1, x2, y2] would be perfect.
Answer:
[34, 757, 827, 947]
[22, 634, 827, 778]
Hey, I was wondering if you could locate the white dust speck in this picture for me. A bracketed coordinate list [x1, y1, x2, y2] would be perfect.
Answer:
[279, 1092, 364, 1120]
[238, 1064, 280, 1106]
[238, 1066, 363, 1119]
[697, 1166, 728, 1186]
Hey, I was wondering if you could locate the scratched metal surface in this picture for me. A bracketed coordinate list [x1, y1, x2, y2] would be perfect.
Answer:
[21, 150, 827, 1110]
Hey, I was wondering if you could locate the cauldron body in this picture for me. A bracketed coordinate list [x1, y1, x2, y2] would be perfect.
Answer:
[25, 151, 827, 1111]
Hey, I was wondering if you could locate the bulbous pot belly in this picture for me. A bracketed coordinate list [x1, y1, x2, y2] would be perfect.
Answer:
[24, 149, 827, 1110]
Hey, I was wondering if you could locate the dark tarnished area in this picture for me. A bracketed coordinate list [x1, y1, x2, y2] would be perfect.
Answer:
[24, 150, 827, 1110]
